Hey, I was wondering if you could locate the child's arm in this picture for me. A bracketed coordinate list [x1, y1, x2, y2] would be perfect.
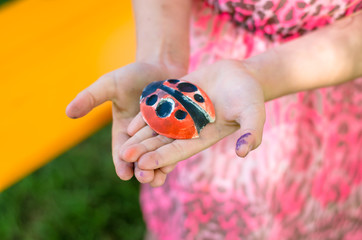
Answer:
[133, 0, 191, 72]
[245, 12, 362, 102]
[66, 0, 192, 183]
[121, 11, 362, 186]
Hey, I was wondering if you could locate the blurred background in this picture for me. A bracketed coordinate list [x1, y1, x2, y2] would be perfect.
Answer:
[0, 0, 146, 239]
[0, 124, 146, 240]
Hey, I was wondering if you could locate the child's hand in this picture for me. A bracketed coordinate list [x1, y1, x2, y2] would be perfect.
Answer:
[66, 62, 187, 181]
[120, 60, 266, 186]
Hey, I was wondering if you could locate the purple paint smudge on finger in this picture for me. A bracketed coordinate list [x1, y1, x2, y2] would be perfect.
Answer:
[236, 138, 248, 150]
[236, 132, 251, 150]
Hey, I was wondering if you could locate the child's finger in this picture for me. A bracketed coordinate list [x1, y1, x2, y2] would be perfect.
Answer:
[138, 124, 224, 170]
[235, 103, 265, 158]
[149, 169, 167, 187]
[160, 163, 177, 174]
[119, 126, 157, 160]
[121, 134, 173, 162]
[112, 117, 134, 181]
[127, 112, 147, 136]
[66, 74, 116, 118]
[134, 162, 155, 183]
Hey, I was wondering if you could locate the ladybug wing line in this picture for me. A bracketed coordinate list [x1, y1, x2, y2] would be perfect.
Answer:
[159, 84, 214, 134]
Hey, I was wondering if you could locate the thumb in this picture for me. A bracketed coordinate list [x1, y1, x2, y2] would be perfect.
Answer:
[66, 73, 116, 118]
[235, 104, 266, 158]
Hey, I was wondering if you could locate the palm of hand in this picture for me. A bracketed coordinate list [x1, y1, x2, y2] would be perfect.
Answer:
[120, 60, 266, 186]
[66, 62, 187, 181]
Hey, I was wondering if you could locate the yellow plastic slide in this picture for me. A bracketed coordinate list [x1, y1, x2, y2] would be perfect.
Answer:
[0, 0, 136, 191]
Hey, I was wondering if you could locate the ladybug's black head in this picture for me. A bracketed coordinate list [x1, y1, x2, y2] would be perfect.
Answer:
[140, 80, 165, 99]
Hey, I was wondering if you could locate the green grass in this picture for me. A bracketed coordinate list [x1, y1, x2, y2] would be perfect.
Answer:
[0, 124, 146, 240]
[0, 0, 16, 7]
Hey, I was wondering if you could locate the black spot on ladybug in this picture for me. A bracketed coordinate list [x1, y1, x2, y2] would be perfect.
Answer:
[177, 82, 198, 92]
[146, 94, 158, 106]
[141, 80, 165, 99]
[156, 99, 174, 118]
[167, 79, 180, 84]
[194, 94, 205, 103]
[175, 110, 187, 120]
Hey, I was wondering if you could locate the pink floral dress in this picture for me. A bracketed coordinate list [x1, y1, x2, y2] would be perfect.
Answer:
[141, 1, 362, 239]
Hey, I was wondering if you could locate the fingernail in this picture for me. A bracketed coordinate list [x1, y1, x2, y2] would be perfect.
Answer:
[236, 132, 251, 150]
[65, 105, 78, 119]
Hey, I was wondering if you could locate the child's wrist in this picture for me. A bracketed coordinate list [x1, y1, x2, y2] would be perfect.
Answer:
[239, 58, 273, 102]
[137, 52, 188, 71]
[212, 59, 271, 102]
[136, 51, 189, 78]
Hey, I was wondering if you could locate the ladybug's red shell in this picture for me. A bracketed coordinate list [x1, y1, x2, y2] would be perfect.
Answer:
[140, 79, 215, 139]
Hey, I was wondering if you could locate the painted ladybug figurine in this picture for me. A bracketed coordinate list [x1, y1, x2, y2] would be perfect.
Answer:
[140, 79, 216, 139]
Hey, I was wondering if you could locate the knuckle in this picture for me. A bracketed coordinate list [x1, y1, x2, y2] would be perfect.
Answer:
[160, 164, 176, 174]
[97, 73, 116, 98]
[131, 134, 143, 144]
[160, 166, 171, 174]
[172, 141, 185, 156]
[81, 89, 97, 107]
[156, 135, 173, 145]
[139, 142, 150, 153]
[135, 143, 147, 155]
[139, 152, 157, 169]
